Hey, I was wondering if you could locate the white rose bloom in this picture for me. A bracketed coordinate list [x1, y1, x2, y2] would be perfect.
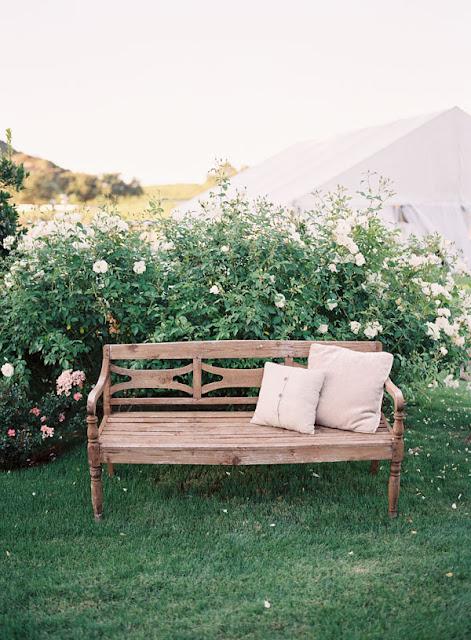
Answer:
[426, 322, 440, 341]
[290, 231, 303, 244]
[444, 321, 459, 338]
[333, 228, 358, 255]
[92, 260, 109, 274]
[437, 308, 451, 317]
[133, 260, 146, 274]
[346, 239, 359, 254]
[355, 253, 366, 266]
[439, 346, 448, 356]
[274, 293, 286, 309]
[363, 321, 383, 339]
[221, 245, 229, 253]
[2, 235, 15, 250]
[335, 220, 353, 236]
[326, 300, 338, 311]
[409, 255, 425, 268]
[430, 282, 451, 300]
[268, 275, 276, 284]
[350, 321, 361, 335]
[328, 263, 337, 272]
[435, 316, 450, 331]
[452, 334, 465, 347]
[209, 285, 220, 295]
[317, 324, 328, 334]
[1, 363, 14, 377]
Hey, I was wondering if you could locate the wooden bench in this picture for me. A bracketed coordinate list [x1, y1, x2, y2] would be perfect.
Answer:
[86, 340, 405, 520]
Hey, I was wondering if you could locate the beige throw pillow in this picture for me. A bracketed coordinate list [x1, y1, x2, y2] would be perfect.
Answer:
[250, 362, 325, 434]
[308, 344, 393, 433]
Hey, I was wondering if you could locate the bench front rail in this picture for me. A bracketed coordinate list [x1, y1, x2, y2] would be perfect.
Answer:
[86, 340, 405, 520]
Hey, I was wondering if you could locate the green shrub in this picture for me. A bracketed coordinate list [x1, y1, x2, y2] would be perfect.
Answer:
[1, 178, 470, 402]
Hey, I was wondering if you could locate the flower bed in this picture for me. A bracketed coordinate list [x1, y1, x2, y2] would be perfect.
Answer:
[0, 370, 85, 469]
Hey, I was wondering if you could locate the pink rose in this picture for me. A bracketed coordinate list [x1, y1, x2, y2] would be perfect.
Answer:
[7, 428, 15, 437]
[40, 425, 54, 439]
[30, 407, 41, 416]
[56, 369, 86, 396]
[40, 416, 47, 423]
[58, 413, 65, 423]
[73, 392, 82, 402]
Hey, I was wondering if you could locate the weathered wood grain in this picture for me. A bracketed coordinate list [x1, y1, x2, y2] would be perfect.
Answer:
[109, 339, 382, 360]
[109, 362, 193, 396]
[201, 363, 264, 394]
[87, 414, 103, 521]
[109, 396, 259, 406]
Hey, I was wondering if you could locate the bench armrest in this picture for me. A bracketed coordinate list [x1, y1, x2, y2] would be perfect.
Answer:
[384, 378, 405, 412]
[87, 356, 109, 416]
[384, 378, 405, 436]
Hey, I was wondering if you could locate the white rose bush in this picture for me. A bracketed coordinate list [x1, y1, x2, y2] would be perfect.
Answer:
[0, 179, 470, 466]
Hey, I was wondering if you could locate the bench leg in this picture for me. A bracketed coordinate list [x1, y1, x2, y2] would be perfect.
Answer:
[388, 407, 405, 519]
[370, 460, 380, 475]
[388, 459, 401, 518]
[90, 464, 103, 521]
[87, 415, 103, 521]
[107, 462, 114, 477]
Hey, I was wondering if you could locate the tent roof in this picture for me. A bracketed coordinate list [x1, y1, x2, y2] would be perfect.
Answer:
[177, 106, 471, 214]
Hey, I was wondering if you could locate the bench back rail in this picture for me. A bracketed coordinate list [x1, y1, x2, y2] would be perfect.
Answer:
[96, 340, 382, 411]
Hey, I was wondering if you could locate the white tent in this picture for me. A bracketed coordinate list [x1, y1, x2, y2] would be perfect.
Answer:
[176, 107, 471, 264]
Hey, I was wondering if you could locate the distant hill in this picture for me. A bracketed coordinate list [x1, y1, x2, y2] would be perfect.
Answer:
[0, 140, 65, 175]
[0, 141, 143, 204]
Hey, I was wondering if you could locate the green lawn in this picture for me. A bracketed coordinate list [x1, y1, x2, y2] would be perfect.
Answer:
[1, 387, 470, 640]
[95, 182, 207, 219]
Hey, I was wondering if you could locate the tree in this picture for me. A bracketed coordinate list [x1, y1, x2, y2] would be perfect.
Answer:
[64, 172, 100, 202]
[24, 172, 62, 202]
[99, 173, 143, 199]
[0, 130, 28, 256]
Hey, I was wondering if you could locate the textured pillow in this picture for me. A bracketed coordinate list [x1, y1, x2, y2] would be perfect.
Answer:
[250, 362, 325, 434]
[308, 344, 393, 433]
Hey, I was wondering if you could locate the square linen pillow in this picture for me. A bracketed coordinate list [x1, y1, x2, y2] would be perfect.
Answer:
[308, 344, 393, 433]
[250, 362, 325, 434]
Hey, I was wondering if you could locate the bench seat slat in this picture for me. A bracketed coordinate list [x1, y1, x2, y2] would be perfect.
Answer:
[102, 423, 390, 435]
[99, 413, 393, 465]
[101, 446, 392, 465]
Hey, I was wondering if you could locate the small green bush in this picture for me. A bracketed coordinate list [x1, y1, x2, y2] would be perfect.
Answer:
[0, 370, 85, 469]
[0, 130, 28, 256]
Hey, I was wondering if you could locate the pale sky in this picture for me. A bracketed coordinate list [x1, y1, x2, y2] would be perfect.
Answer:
[2, 0, 471, 184]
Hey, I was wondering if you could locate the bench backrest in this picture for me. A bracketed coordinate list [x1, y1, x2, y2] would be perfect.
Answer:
[101, 340, 382, 412]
